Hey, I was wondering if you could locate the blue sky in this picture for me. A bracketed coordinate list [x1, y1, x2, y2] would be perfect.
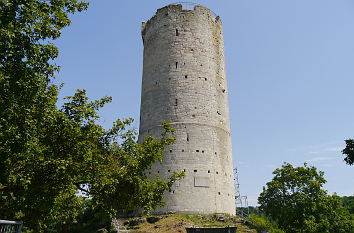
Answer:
[55, 0, 354, 206]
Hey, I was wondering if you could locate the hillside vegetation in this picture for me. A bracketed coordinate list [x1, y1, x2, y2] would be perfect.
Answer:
[124, 214, 258, 233]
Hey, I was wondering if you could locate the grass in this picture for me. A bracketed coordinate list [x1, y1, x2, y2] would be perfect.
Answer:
[127, 214, 257, 233]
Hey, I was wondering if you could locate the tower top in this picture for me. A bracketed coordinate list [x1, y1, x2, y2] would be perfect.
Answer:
[168, 2, 218, 17]
[141, 3, 221, 41]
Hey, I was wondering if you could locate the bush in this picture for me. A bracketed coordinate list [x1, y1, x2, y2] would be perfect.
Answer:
[247, 214, 284, 233]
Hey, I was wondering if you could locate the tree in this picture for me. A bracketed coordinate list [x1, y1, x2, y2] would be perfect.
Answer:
[342, 139, 354, 165]
[342, 195, 354, 214]
[258, 163, 354, 233]
[0, 1, 183, 232]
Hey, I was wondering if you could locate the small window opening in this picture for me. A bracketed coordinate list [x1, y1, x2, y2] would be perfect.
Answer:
[176, 29, 179, 36]
[208, 170, 210, 173]
[155, 81, 158, 85]
[149, 172, 151, 174]
[200, 64, 203, 66]
[175, 99, 178, 106]
[173, 190, 175, 193]
[183, 169, 186, 172]
[194, 170, 197, 172]
[202, 150, 204, 153]
[185, 75, 188, 79]
[157, 171, 160, 173]
[168, 170, 170, 172]
[170, 150, 172, 153]
[216, 171, 218, 174]
[187, 133, 189, 142]
[169, 78, 171, 80]
[196, 150, 199, 152]
[218, 192, 221, 195]
[175, 62, 178, 69]
[215, 152, 217, 155]
[192, 114, 196, 117]
[222, 89, 226, 93]
[204, 78, 207, 81]
[182, 149, 184, 152]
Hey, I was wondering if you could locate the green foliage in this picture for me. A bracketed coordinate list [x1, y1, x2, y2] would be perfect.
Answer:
[258, 163, 354, 233]
[247, 214, 284, 233]
[237, 206, 263, 217]
[58, 199, 116, 233]
[342, 139, 354, 165]
[0, 1, 183, 232]
[342, 195, 354, 214]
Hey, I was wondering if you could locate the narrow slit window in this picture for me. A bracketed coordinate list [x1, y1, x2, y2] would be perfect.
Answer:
[187, 133, 189, 142]
[218, 192, 221, 195]
[182, 149, 184, 152]
[175, 99, 178, 106]
[175, 62, 178, 69]
[176, 29, 179, 36]
[183, 169, 186, 172]
[208, 170, 210, 173]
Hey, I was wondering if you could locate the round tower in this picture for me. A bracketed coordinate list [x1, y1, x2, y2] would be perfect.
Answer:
[139, 4, 235, 215]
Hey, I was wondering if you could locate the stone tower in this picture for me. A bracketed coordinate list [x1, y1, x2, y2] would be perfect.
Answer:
[138, 4, 235, 215]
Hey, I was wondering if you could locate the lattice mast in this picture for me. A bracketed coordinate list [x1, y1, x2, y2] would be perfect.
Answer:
[234, 167, 249, 217]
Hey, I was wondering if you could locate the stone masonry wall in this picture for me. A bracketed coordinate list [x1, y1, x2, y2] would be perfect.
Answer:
[138, 4, 235, 215]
